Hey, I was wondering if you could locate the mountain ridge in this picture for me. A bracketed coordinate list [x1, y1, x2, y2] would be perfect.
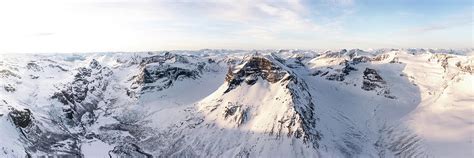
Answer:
[0, 49, 472, 157]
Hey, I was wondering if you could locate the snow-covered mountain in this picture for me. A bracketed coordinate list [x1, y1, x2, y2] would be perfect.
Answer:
[0, 49, 472, 157]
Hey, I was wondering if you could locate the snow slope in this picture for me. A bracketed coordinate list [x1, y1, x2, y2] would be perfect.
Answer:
[0, 49, 472, 157]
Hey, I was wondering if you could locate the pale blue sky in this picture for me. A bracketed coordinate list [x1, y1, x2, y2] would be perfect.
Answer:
[0, 0, 472, 53]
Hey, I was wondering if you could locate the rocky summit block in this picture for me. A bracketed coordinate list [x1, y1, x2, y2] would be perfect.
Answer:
[8, 108, 32, 128]
[224, 56, 287, 93]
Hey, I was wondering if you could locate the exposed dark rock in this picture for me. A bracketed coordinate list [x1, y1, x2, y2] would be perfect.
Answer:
[223, 102, 248, 126]
[361, 68, 384, 91]
[218, 55, 321, 148]
[89, 59, 101, 69]
[140, 52, 189, 66]
[109, 143, 153, 158]
[361, 68, 395, 99]
[285, 56, 306, 68]
[372, 54, 391, 61]
[326, 74, 345, 81]
[0, 69, 21, 79]
[8, 106, 82, 156]
[4, 84, 16, 92]
[285, 75, 321, 148]
[322, 60, 357, 81]
[224, 56, 287, 93]
[207, 58, 215, 63]
[346, 49, 367, 59]
[455, 61, 473, 74]
[51, 91, 70, 105]
[223, 104, 239, 118]
[26, 62, 43, 72]
[29, 75, 39, 79]
[351, 56, 371, 64]
[428, 54, 452, 72]
[51, 60, 112, 123]
[8, 108, 32, 128]
[133, 66, 201, 91]
[35, 59, 114, 156]
[363, 68, 384, 83]
[48, 64, 68, 72]
[361, 80, 381, 91]
[341, 60, 358, 75]
[320, 71, 329, 76]
[131, 53, 205, 93]
[311, 70, 323, 76]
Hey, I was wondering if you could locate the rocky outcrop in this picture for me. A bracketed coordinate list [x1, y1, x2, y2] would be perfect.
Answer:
[224, 56, 287, 93]
[48, 64, 69, 72]
[429, 54, 452, 72]
[204, 55, 321, 148]
[362, 68, 385, 84]
[372, 54, 392, 61]
[0, 69, 21, 79]
[284, 75, 321, 147]
[7, 107, 82, 156]
[130, 53, 206, 94]
[351, 56, 371, 64]
[361, 68, 384, 91]
[361, 68, 395, 99]
[134, 66, 201, 91]
[222, 102, 248, 126]
[8, 108, 32, 128]
[3, 84, 16, 92]
[140, 52, 189, 65]
[26, 62, 43, 72]
[314, 60, 357, 82]
[455, 59, 474, 74]
[109, 143, 153, 158]
[52, 59, 113, 122]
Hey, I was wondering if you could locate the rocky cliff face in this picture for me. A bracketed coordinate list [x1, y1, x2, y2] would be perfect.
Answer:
[310, 50, 400, 99]
[52, 59, 113, 123]
[129, 52, 208, 96]
[0, 49, 472, 158]
[224, 56, 287, 92]
[200, 54, 322, 149]
[10, 59, 116, 157]
[8, 108, 32, 128]
[361, 68, 395, 99]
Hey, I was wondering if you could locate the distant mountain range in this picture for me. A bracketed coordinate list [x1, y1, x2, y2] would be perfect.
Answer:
[0, 49, 472, 157]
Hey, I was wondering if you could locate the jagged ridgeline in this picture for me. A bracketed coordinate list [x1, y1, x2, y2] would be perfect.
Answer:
[0, 49, 472, 157]
[199, 54, 321, 148]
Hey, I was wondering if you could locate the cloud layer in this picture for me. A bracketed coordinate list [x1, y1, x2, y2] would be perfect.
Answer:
[0, 0, 471, 53]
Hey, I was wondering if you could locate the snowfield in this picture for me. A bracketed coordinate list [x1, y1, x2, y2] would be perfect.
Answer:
[0, 49, 473, 157]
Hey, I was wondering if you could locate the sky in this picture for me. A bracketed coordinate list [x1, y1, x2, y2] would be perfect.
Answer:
[0, 0, 472, 53]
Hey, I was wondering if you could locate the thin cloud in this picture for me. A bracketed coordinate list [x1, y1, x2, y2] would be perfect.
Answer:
[404, 11, 473, 34]
[32, 33, 55, 37]
[0, 0, 471, 52]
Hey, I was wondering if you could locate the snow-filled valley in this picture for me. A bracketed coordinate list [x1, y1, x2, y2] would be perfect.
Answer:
[0, 49, 473, 158]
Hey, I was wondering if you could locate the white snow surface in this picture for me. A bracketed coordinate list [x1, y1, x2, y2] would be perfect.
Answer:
[0, 48, 472, 157]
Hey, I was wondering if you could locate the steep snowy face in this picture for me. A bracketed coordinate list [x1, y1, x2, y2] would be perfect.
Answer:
[52, 59, 113, 123]
[199, 54, 321, 148]
[0, 49, 472, 158]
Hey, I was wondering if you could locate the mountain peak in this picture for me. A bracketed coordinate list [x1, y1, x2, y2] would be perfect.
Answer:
[199, 54, 321, 148]
[224, 55, 289, 93]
